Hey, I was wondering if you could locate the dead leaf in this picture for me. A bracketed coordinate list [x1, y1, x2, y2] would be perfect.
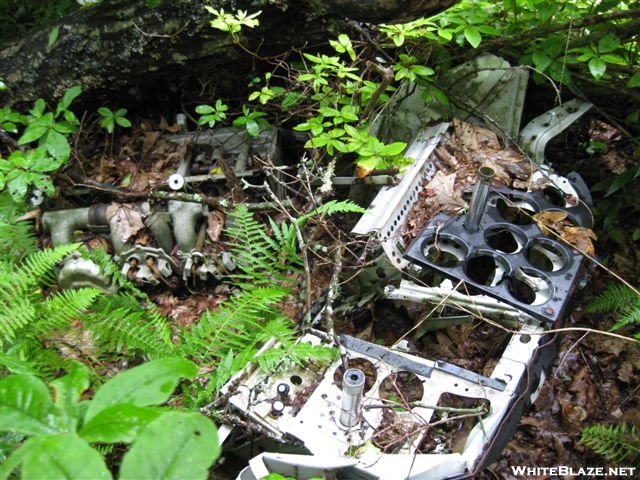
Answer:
[533, 210, 569, 236]
[424, 170, 467, 211]
[107, 203, 147, 243]
[563, 226, 597, 256]
[207, 210, 225, 242]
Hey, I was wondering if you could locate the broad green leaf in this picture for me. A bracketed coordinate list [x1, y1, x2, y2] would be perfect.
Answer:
[245, 119, 260, 137]
[411, 65, 435, 77]
[119, 412, 220, 480]
[8, 172, 30, 201]
[116, 116, 132, 128]
[588, 57, 607, 80]
[84, 358, 197, 422]
[0, 437, 35, 480]
[532, 52, 552, 72]
[18, 121, 49, 144]
[195, 104, 214, 115]
[20, 435, 111, 480]
[57, 85, 82, 114]
[463, 27, 481, 48]
[50, 362, 90, 433]
[80, 404, 162, 443]
[379, 142, 407, 156]
[598, 33, 620, 53]
[52, 120, 77, 134]
[628, 72, 640, 88]
[0, 375, 61, 436]
[97, 107, 112, 117]
[45, 130, 71, 161]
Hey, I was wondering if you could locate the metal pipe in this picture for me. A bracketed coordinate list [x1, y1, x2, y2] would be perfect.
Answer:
[339, 368, 365, 428]
[42, 205, 111, 246]
[464, 166, 495, 232]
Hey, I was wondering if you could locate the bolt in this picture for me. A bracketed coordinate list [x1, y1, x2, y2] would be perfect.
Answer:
[544, 307, 554, 315]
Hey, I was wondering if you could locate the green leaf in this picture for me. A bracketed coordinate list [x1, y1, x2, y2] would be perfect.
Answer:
[598, 33, 620, 53]
[379, 142, 407, 156]
[84, 358, 198, 422]
[119, 412, 220, 480]
[20, 435, 111, 480]
[116, 116, 132, 128]
[57, 86, 82, 116]
[195, 104, 214, 115]
[50, 362, 90, 433]
[45, 130, 71, 161]
[80, 404, 162, 443]
[588, 57, 607, 80]
[48, 27, 59, 49]
[18, 122, 49, 144]
[0, 375, 61, 436]
[245, 119, 260, 137]
[97, 107, 112, 117]
[532, 52, 552, 72]
[463, 26, 482, 48]
[628, 72, 640, 88]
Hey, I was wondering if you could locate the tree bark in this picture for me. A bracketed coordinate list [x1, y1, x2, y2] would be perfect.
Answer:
[0, 0, 458, 109]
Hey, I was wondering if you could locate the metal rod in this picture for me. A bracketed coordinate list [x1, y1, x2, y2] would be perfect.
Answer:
[464, 166, 495, 232]
[339, 368, 365, 428]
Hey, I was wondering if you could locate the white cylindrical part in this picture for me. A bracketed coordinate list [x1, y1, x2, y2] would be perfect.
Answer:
[339, 368, 365, 428]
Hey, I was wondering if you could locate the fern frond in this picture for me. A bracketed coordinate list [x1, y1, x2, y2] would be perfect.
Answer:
[581, 422, 640, 463]
[296, 199, 366, 225]
[36, 287, 103, 335]
[227, 204, 302, 286]
[585, 283, 639, 314]
[0, 192, 39, 262]
[0, 244, 84, 349]
[87, 293, 174, 358]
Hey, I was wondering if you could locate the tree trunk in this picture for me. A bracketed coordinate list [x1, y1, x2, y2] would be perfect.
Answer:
[0, 0, 458, 109]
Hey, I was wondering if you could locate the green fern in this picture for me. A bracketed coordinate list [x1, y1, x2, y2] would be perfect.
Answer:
[0, 192, 39, 263]
[585, 283, 640, 338]
[86, 292, 174, 358]
[581, 422, 640, 463]
[227, 204, 301, 287]
[0, 243, 81, 348]
[296, 199, 365, 225]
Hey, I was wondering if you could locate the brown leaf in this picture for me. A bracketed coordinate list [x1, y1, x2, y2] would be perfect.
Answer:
[206, 210, 226, 242]
[107, 203, 147, 243]
[533, 210, 569, 236]
[563, 226, 597, 256]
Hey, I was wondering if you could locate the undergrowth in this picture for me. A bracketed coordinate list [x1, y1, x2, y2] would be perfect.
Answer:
[581, 422, 640, 464]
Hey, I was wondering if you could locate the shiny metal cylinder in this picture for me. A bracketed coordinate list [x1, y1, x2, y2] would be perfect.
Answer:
[339, 368, 365, 428]
[464, 166, 495, 232]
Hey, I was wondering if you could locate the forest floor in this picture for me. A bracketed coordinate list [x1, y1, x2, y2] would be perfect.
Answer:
[43, 106, 639, 479]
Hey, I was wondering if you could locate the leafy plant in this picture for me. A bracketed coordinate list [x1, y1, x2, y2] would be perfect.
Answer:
[98, 107, 132, 134]
[581, 422, 639, 463]
[0, 358, 221, 480]
[0, 85, 81, 202]
[205, 6, 261, 42]
[195, 99, 229, 128]
[584, 283, 640, 339]
[233, 104, 270, 137]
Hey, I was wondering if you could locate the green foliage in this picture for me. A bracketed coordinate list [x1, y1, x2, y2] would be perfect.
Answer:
[585, 283, 640, 338]
[0, 243, 82, 350]
[205, 6, 261, 42]
[233, 105, 270, 137]
[0, 86, 81, 202]
[98, 107, 132, 134]
[195, 99, 229, 128]
[581, 422, 639, 463]
[0, 358, 221, 480]
[0, 0, 80, 42]
[177, 204, 342, 400]
[591, 164, 640, 245]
